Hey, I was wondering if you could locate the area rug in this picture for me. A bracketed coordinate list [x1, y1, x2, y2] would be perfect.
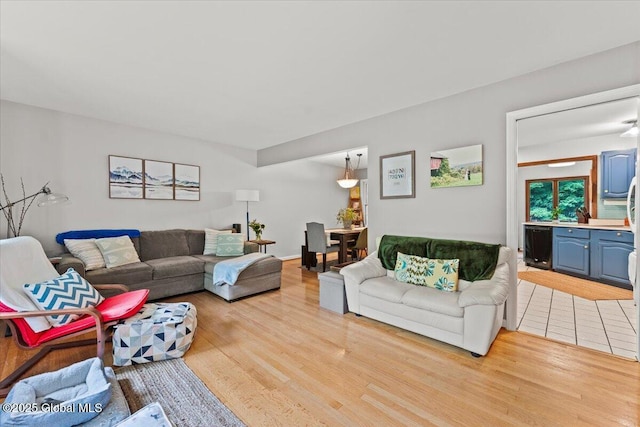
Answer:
[518, 270, 633, 301]
[115, 358, 246, 427]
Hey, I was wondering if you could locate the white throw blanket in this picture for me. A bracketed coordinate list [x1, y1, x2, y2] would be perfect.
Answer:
[213, 252, 271, 286]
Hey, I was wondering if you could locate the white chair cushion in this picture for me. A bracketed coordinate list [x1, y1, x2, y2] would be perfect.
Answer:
[0, 236, 59, 332]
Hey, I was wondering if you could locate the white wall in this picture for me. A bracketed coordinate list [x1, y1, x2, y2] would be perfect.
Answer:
[259, 42, 640, 248]
[0, 100, 347, 256]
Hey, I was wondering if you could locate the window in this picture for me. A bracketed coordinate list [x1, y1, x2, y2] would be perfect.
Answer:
[526, 176, 589, 222]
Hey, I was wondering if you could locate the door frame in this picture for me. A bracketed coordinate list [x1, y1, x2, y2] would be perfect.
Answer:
[505, 84, 640, 360]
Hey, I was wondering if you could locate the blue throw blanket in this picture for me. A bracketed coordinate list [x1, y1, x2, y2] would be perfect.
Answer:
[56, 229, 141, 245]
[213, 253, 271, 286]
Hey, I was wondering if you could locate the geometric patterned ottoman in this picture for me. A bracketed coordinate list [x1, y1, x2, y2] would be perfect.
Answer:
[112, 302, 197, 366]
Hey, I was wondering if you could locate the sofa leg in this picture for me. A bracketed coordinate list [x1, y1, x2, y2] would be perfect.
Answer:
[470, 352, 482, 358]
[355, 313, 362, 317]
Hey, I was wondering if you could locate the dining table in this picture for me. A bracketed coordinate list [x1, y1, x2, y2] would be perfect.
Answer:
[327, 227, 365, 264]
[302, 227, 365, 268]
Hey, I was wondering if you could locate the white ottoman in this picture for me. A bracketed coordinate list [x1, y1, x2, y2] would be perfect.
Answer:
[112, 302, 197, 366]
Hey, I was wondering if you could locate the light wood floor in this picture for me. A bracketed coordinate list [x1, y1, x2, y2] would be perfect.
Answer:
[2, 258, 639, 425]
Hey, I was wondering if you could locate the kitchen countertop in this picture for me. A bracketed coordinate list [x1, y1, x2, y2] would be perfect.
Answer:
[522, 222, 632, 232]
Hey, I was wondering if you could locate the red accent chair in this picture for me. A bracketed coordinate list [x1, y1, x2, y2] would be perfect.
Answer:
[0, 236, 148, 397]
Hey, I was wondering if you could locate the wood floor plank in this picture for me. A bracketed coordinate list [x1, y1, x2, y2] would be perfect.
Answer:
[1, 258, 639, 425]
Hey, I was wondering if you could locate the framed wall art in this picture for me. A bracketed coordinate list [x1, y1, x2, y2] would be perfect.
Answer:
[430, 144, 483, 188]
[174, 163, 200, 200]
[144, 160, 174, 200]
[380, 150, 415, 199]
[109, 155, 143, 199]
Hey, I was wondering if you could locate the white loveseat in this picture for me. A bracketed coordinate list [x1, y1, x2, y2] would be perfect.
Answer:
[341, 245, 513, 356]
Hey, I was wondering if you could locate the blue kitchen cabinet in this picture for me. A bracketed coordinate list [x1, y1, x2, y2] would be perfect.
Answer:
[553, 227, 590, 276]
[591, 230, 633, 289]
[601, 148, 636, 198]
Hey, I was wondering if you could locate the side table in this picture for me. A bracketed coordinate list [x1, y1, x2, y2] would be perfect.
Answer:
[249, 239, 276, 253]
[318, 271, 348, 314]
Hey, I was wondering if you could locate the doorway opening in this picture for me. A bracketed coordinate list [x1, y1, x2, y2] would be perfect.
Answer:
[506, 85, 640, 360]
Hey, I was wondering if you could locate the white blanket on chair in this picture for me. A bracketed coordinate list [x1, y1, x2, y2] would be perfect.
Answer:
[213, 252, 271, 286]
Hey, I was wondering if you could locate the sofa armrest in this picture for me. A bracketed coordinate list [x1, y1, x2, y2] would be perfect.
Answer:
[458, 263, 509, 307]
[244, 241, 259, 254]
[340, 253, 387, 286]
[340, 253, 387, 314]
[57, 255, 86, 277]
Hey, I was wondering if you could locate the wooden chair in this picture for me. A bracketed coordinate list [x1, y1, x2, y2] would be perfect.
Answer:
[306, 222, 340, 272]
[351, 227, 368, 261]
[0, 236, 149, 397]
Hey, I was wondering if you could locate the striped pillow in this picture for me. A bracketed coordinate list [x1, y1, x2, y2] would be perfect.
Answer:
[23, 268, 104, 327]
[64, 239, 106, 271]
[216, 234, 245, 256]
[203, 229, 232, 255]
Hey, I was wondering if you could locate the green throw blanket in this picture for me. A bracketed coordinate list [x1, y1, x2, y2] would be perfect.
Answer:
[378, 235, 501, 281]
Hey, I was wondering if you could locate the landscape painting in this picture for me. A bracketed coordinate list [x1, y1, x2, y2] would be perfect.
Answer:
[109, 155, 143, 198]
[144, 160, 174, 200]
[174, 163, 200, 200]
[430, 144, 483, 188]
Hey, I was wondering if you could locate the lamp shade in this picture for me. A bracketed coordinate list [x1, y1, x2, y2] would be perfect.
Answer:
[235, 189, 260, 202]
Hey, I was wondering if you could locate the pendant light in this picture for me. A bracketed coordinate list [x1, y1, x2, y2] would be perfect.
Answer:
[337, 153, 362, 189]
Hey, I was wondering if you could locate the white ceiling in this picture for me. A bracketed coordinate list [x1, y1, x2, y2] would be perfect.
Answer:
[518, 97, 639, 147]
[1, 1, 639, 151]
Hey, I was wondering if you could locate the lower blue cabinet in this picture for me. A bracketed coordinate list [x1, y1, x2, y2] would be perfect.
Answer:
[553, 228, 633, 289]
[591, 230, 633, 289]
[553, 228, 590, 276]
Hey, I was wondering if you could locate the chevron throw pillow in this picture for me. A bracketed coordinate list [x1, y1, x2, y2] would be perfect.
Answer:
[23, 268, 105, 327]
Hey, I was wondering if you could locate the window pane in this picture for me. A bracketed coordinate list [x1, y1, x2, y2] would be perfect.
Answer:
[558, 179, 585, 222]
[529, 181, 553, 221]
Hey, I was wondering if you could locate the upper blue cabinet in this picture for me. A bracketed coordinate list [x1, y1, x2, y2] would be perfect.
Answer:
[601, 148, 636, 198]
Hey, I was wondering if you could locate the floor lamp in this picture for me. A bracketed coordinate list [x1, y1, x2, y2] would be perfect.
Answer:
[0, 179, 69, 238]
[235, 189, 260, 240]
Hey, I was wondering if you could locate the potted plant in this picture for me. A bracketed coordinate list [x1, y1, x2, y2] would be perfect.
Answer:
[336, 208, 358, 229]
[551, 206, 561, 223]
[249, 219, 265, 240]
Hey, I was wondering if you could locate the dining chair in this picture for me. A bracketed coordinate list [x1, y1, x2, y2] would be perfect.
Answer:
[306, 222, 340, 272]
[0, 236, 149, 397]
[351, 227, 368, 260]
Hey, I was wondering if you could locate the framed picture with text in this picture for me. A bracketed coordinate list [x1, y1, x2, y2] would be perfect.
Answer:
[380, 150, 415, 199]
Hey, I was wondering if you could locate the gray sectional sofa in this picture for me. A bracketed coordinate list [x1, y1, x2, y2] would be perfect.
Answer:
[56, 229, 282, 301]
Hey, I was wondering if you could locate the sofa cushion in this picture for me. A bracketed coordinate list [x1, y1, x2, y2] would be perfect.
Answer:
[203, 229, 232, 255]
[423, 259, 459, 292]
[139, 230, 190, 261]
[63, 239, 106, 271]
[401, 287, 464, 317]
[216, 234, 245, 256]
[359, 277, 414, 303]
[198, 255, 282, 279]
[85, 262, 153, 285]
[95, 236, 141, 269]
[145, 256, 204, 280]
[186, 229, 205, 255]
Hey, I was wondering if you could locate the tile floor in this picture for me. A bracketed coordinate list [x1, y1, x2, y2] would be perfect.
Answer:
[517, 259, 638, 360]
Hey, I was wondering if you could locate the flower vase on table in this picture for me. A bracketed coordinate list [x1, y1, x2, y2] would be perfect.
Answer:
[249, 219, 265, 241]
